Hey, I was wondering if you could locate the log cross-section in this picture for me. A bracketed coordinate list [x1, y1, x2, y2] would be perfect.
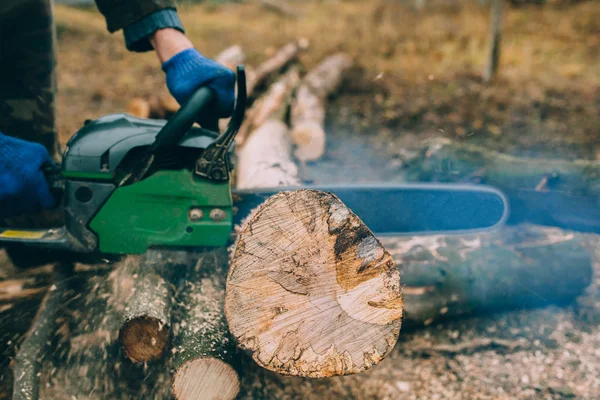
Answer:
[225, 190, 403, 378]
[170, 250, 241, 400]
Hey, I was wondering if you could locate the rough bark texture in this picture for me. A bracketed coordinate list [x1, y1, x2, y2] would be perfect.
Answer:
[225, 190, 403, 378]
[118, 250, 187, 364]
[171, 249, 240, 400]
[380, 224, 593, 329]
[402, 138, 600, 233]
[39, 258, 171, 400]
[291, 53, 353, 161]
[12, 263, 72, 400]
[484, 0, 505, 82]
[237, 67, 300, 146]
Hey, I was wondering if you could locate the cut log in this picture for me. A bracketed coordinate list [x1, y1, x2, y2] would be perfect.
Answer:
[171, 249, 240, 400]
[38, 258, 173, 399]
[380, 224, 593, 329]
[246, 39, 308, 98]
[290, 53, 353, 161]
[484, 0, 505, 83]
[225, 190, 403, 377]
[118, 250, 188, 364]
[236, 67, 300, 147]
[401, 138, 600, 233]
[12, 263, 72, 400]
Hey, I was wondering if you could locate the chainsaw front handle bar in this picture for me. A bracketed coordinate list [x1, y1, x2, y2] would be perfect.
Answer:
[149, 86, 216, 153]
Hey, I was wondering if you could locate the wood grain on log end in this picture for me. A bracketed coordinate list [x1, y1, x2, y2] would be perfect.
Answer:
[119, 315, 170, 364]
[225, 189, 403, 378]
[172, 357, 240, 400]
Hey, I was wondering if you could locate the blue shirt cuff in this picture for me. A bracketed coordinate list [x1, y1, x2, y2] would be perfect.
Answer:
[123, 8, 185, 53]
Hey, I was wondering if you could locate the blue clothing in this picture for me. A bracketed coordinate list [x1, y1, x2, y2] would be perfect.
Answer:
[0, 132, 57, 218]
[163, 48, 236, 118]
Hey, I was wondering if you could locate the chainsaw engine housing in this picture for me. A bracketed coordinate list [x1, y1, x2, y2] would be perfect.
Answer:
[61, 113, 233, 254]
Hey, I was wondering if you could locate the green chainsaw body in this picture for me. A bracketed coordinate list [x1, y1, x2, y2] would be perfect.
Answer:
[0, 68, 248, 257]
[89, 169, 232, 254]
[62, 113, 234, 254]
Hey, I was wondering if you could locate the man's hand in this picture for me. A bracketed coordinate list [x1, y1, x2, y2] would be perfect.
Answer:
[0, 132, 58, 218]
[151, 28, 236, 118]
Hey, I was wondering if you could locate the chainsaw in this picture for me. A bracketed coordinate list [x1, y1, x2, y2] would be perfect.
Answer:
[0, 66, 508, 258]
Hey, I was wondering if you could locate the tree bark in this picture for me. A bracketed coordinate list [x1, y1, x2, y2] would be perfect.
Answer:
[12, 263, 72, 400]
[380, 224, 593, 329]
[118, 250, 188, 364]
[484, 0, 505, 83]
[171, 250, 240, 400]
[290, 53, 353, 161]
[39, 258, 171, 400]
[226, 190, 403, 378]
[402, 138, 600, 233]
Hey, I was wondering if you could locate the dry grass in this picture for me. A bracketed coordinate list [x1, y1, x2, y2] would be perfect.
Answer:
[54, 1, 599, 153]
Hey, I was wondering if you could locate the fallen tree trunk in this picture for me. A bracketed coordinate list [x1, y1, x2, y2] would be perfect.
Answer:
[171, 250, 240, 400]
[118, 250, 187, 364]
[226, 190, 403, 378]
[12, 263, 72, 400]
[290, 53, 353, 161]
[380, 224, 593, 329]
[402, 138, 600, 233]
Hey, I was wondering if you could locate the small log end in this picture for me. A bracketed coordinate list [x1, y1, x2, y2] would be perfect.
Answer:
[172, 357, 241, 400]
[119, 315, 170, 364]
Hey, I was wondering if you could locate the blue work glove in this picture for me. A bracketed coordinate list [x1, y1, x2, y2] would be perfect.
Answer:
[162, 48, 236, 119]
[0, 132, 58, 218]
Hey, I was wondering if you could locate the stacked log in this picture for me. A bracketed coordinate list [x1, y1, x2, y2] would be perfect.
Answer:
[290, 53, 354, 161]
[170, 250, 240, 400]
[118, 250, 187, 364]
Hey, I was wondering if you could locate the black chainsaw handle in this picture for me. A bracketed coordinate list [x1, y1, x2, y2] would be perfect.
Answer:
[148, 86, 216, 153]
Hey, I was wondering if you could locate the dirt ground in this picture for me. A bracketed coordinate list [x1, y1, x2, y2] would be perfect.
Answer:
[2, 1, 599, 399]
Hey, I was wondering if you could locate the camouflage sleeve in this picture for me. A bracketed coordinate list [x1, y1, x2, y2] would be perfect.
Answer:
[94, 0, 178, 33]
